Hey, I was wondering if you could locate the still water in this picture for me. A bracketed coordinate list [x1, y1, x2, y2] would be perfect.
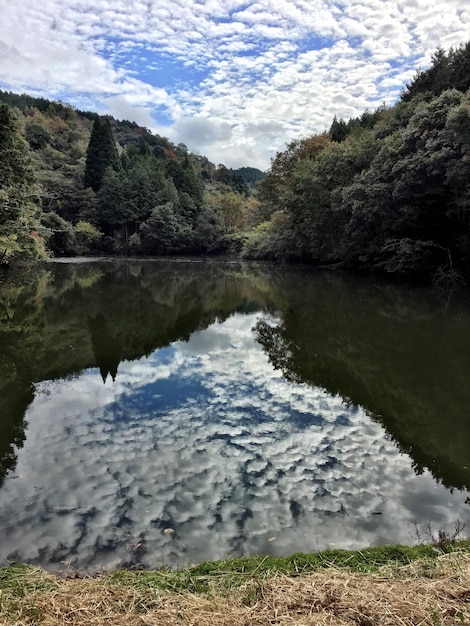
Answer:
[0, 258, 469, 572]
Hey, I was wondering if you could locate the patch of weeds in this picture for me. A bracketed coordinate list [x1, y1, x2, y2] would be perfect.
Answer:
[108, 566, 213, 594]
[0, 563, 56, 622]
[200, 544, 438, 578]
[415, 521, 466, 553]
[0, 563, 56, 595]
[108, 544, 441, 596]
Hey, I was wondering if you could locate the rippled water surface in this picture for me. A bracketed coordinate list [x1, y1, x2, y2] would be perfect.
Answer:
[0, 259, 469, 571]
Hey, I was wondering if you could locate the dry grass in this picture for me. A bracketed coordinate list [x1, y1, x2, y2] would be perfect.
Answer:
[1, 551, 470, 625]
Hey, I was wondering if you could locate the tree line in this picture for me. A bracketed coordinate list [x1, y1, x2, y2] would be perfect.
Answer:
[247, 41, 470, 285]
[1, 39, 470, 283]
[0, 93, 264, 263]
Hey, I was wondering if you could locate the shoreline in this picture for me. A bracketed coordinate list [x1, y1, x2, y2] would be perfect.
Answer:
[2, 540, 470, 624]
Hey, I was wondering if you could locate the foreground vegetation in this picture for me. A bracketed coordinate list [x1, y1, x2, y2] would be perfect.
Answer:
[1, 540, 470, 625]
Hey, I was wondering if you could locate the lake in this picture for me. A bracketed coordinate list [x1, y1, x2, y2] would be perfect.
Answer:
[0, 258, 469, 572]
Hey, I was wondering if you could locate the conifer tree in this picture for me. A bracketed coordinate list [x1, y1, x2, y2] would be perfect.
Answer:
[83, 116, 120, 192]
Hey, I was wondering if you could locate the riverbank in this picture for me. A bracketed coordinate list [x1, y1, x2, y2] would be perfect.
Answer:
[2, 542, 470, 625]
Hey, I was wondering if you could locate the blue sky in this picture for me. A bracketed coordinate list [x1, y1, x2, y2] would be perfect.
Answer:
[1, 1, 469, 169]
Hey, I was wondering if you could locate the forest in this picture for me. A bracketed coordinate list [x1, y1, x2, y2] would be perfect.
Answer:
[0, 90, 264, 263]
[1, 40, 470, 283]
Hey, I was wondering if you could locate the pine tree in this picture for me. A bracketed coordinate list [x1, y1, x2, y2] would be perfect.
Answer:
[83, 116, 120, 192]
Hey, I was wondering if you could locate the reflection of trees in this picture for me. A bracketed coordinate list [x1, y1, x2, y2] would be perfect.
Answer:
[254, 272, 470, 492]
[0, 260, 271, 485]
[0, 382, 33, 483]
[255, 321, 299, 384]
[0, 267, 49, 483]
[88, 313, 122, 382]
[2, 261, 470, 493]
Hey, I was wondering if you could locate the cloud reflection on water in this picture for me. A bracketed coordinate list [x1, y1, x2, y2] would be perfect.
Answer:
[0, 312, 467, 571]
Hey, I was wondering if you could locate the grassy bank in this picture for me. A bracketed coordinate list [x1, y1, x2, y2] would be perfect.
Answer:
[1, 542, 470, 625]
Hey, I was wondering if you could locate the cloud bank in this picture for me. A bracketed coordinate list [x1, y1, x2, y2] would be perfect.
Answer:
[1, 1, 469, 168]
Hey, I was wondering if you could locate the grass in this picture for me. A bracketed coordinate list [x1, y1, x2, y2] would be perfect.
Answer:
[107, 542, 444, 594]
[1, 541, 470, 625]
[0, 564, 58, 624]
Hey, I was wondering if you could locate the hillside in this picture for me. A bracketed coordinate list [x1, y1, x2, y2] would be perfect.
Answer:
[248, 41, 470, 285]
[0, 91, 264, 262]
[1, 40, 470, 282]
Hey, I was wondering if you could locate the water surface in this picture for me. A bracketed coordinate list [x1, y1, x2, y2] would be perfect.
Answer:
[0, 259, 469, 571]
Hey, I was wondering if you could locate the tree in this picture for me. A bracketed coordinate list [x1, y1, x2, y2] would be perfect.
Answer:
[74, 221, 103, 254]
[257, 135, 331, 217]
[214, 192, 244, 233]
[25, 122, 51, 149]
[40, 211, 75, 255]
[402, 43, 470, 102]
[0, 104, 44, 262]
[165, 156, 205, 218]
[97, 168, 135, 240]
[329, 116, 348, 142]
[139, 203, 190, 254]
[193, 206, 225, 252]
[83, 116, 120, 192]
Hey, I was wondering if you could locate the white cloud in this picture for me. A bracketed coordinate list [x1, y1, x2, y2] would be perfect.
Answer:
[0, 0, 469, 168]
[171, 117, 233, 148]
[0, 312, 467, 571]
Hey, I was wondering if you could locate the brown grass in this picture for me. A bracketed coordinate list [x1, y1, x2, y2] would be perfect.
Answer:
[2, 551, 470, 625]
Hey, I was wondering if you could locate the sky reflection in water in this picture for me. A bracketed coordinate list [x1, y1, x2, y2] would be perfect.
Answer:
[0, 311, 467, 572]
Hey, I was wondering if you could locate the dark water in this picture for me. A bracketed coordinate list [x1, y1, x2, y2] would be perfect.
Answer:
[0, 258, 469, 572]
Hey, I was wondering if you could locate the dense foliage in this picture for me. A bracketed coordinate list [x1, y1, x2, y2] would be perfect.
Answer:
[1, 40, 470, 281]
[0, 105, 45, 263]
[0, 90, 264, 264]
[247, 41, 470, 283]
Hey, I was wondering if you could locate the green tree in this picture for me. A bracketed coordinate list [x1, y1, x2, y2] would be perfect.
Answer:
[329, 115, 349, 142]
[74, 220, 103, 254]
[40, 211, 75, 255]
[0, 104, 44, 262]
[214, 192, 244, 233]
[337, 90, 470, 277]
[401, 45, 470, 102]
[165, 156, 205, 218]
[242, 211, 297, 260]
[83, 116, 120, 192]
[139, 203, 191, 254]
[25, 122, 51, 149]
[96, 148, 178, 244]
[97, 168, 135, 240]
[257, 135, 331, 219]
[193, 206, 225, 252]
